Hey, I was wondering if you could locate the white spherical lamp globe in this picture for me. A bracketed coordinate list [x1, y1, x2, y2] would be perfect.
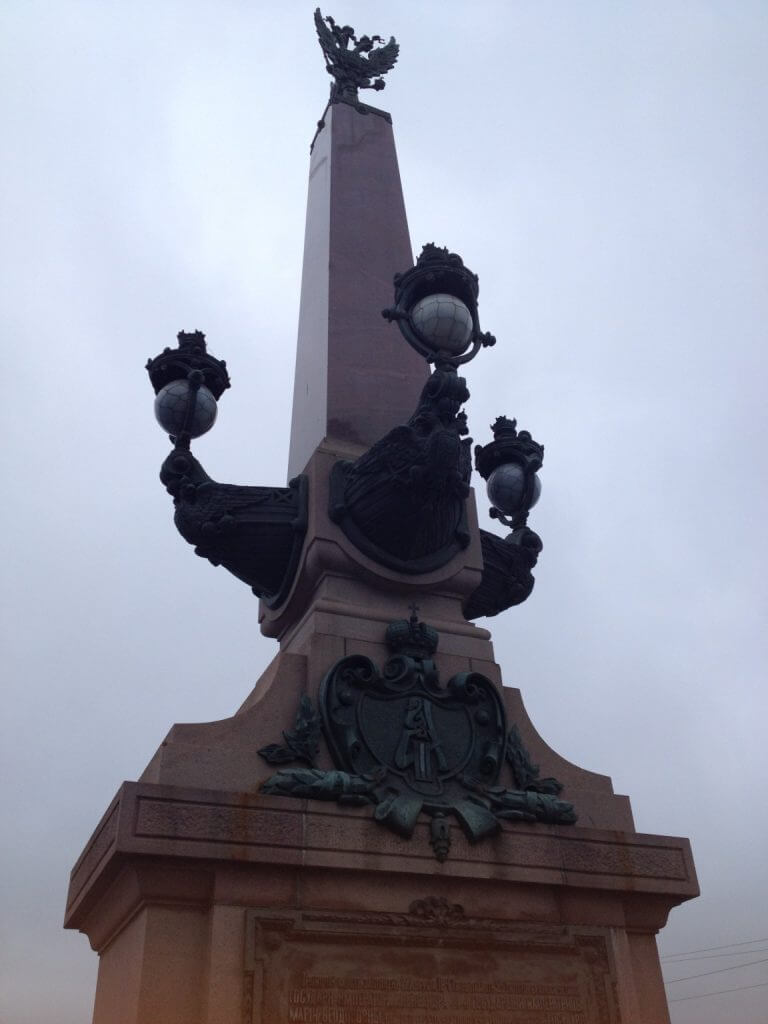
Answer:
[154, 380, 218, 438]
[487, 463, 542, 515]
[410, 293, 473, 355]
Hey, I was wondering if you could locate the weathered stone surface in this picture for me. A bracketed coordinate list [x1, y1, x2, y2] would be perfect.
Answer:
[66, 825, 693, 1023]
[65, 781, 697, 934]
[245, 909, 621, 1023]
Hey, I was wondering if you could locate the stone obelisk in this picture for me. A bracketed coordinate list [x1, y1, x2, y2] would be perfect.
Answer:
[288, 98, 427, 479]
[65, 15, 697, 1024]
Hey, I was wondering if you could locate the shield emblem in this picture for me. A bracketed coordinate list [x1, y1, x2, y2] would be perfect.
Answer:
[261, 619, 576, 858]
[320, 653, 507, 823]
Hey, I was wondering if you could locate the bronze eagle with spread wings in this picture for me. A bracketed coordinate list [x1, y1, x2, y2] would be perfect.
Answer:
[314, 8, 399, 102]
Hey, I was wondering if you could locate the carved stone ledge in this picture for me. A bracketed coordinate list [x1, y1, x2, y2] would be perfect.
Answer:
[64, 780, 699, 935]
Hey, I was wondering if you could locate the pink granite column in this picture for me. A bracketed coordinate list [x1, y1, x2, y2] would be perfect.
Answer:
[288, 102, 428, 479]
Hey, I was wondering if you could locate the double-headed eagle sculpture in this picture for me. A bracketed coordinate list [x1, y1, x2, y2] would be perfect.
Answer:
[314, 8, 399, 103]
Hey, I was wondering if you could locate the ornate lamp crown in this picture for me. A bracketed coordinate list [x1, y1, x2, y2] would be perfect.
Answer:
[475, 416, 544, 479]
[146, 330, 231, 400]
[385, 613, 439, 660]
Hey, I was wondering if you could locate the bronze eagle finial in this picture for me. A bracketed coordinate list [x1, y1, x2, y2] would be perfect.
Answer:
[314, 8, 399, 103]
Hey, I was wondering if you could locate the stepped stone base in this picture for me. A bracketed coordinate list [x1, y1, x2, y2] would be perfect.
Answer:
[65, 636, 697, 1024]
[65, 781, 695, 1024]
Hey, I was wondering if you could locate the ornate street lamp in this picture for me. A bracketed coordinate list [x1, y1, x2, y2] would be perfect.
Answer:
[382, 243, 496, 367]
[144, 330, 307, 607]
[146, 330, 230, 449]
[462, 418, 545, 621]
[328, 245, 497, 573]
[475, 416, 543, 531]
[329, 242, 547, 614]
[144, 251, 545, 623]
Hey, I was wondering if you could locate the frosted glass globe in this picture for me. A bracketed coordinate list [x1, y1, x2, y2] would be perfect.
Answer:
[487, 463, 541, 515]
[154, 380, 217, 438]
[410, 293, 473, 355]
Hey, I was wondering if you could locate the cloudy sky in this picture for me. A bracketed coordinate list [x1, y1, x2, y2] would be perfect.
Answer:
[1, 3, 766, 1022]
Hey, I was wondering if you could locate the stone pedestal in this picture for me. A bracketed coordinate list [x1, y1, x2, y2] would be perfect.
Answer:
[69, 828, 694, 1024]
[66, 775, 695, 1024]
[65, 578, 697, 1022]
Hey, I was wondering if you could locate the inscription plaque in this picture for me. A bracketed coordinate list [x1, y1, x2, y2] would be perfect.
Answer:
[244, 909, 619, 1024]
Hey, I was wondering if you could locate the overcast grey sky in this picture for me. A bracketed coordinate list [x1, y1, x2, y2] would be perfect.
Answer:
[1, 3, 767, 1022]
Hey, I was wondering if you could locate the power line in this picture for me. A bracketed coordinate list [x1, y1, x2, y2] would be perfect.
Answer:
[662, 936, 768, 959]
[663, 946, 768, 964]
[665, 955, 768, 985]
[669, 980, 768, 1004]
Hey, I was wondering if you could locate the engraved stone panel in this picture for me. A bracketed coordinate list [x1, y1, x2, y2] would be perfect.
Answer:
[134, 795, 303, 849]
[244, 909, 619, 1024]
